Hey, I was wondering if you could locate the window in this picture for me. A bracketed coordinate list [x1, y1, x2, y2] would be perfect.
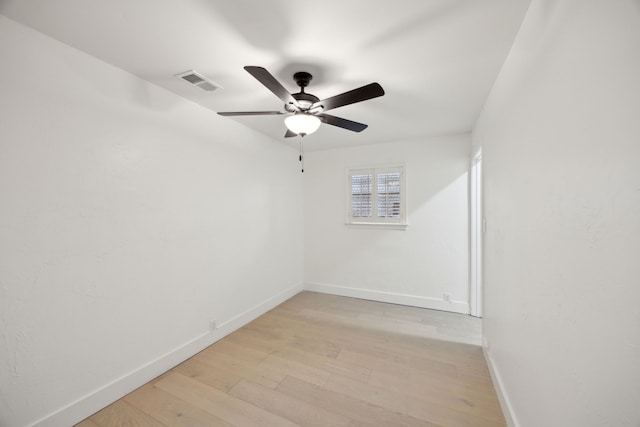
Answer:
[347, 165, 406, 226]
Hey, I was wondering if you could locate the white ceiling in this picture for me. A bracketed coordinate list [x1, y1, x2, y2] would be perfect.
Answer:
[0, 0, 531, 151]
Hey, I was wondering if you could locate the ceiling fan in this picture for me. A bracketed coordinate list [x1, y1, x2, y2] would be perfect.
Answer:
[217, 66, 385, 138]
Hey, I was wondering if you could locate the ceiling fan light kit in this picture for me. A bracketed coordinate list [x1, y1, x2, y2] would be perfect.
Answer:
[284, 113, 321, 136]
[218, 66, 385, 138]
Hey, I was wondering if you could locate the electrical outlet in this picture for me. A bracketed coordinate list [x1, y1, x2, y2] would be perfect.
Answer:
[209, 320, 217, 332]
[443, 293, 452, 303]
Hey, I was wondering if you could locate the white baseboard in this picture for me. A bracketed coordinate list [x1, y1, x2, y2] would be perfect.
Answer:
[304, 282, 470, 314]
[32, 282, 303, 427]
[482, 341, 519, 427]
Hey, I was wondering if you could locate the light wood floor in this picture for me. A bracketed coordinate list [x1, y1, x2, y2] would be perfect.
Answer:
[75, 291, 504, 427]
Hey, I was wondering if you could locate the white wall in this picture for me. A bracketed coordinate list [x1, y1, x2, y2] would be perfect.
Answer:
[304, 135, 470, 313]
[473, 1, 640, 426]
[0, 16, 304, 427]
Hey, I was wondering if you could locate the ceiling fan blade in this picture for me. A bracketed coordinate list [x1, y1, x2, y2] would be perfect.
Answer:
[244, 66, 300, 109]
[311, 82, 384, 112]
[317, 114, 368, 132]
[217, 111, 284, 116]
[284, 129, 297, 138]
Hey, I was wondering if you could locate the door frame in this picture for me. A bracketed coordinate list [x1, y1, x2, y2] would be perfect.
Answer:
[470, 152, 483, 317]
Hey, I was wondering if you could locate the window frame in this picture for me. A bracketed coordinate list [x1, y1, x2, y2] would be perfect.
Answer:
[345, 164, 407, 229]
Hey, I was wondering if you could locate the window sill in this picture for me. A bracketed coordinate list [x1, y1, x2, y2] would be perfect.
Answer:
[345, 222, 408, 230]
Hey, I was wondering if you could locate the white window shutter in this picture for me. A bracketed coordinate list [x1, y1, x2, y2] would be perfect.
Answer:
[351, 173, 373, 218]
[347, 166, 405, 226]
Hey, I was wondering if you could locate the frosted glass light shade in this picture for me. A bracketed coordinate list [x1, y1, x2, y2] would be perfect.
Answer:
[285, 113, 321, 136]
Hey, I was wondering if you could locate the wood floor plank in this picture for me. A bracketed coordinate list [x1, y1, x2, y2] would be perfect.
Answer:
[193, 346, 286, 389]
[338, 345, 494, 390]
[337, 346, 497, 401]
[272, 347, 372, 382]
[341, 345, 458, 378]
[277, 375, 439, 427]
[368, 368, 503, 416]
[226, 326, 290, 353]
[259, 352, 332, 387]
[229, 379, 353, 427]
[154, 372, 299, 427]
[203, 336, 272, 364]
[74, 419, 101, 427]
[324, 372, 504, 427]
[123, 383, 233, 427]
[89, 400, 166, 427]
[169, 357, 242, 392]
[74, 292, 505, 427]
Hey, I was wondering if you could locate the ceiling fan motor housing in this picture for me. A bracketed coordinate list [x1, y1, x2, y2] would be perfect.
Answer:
[287, 92, 320, 111]
[284, 72, 320, 112]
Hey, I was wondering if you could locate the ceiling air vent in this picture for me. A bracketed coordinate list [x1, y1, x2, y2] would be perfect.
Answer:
[175, 70, 222, 92]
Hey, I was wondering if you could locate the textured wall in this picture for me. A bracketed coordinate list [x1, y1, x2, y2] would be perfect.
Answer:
[0, 16, 303, 427]
[474, 0, 640, 425]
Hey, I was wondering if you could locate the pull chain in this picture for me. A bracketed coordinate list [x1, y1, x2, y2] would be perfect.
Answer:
[299, 138, 304, 173]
